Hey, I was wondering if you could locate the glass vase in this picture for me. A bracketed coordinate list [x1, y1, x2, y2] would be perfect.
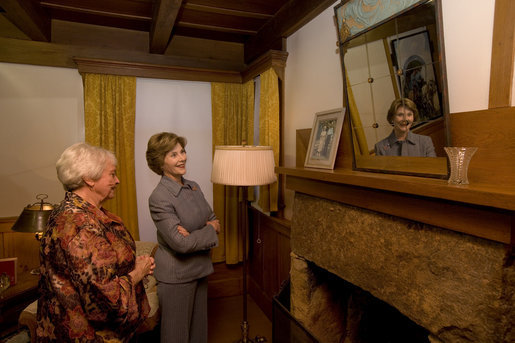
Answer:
[444, 147, 478, 185]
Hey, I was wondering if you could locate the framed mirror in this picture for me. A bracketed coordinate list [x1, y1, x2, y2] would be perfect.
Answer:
[335, 0, 449, 178]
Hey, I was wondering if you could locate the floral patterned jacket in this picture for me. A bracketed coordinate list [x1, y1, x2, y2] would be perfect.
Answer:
[36, 192, 150, 342]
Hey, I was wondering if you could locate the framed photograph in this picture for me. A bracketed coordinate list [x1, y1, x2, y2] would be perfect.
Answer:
[390, 30, 442, 123]
[304, 108, 346, 169]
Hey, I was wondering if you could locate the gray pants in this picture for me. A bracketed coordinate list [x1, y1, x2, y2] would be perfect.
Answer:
[157, 277, 208, 343]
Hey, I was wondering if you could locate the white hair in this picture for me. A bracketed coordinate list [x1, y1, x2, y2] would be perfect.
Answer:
[56, 142, 117, 191]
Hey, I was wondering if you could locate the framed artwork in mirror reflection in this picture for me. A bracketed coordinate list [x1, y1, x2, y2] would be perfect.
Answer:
[391, 30, 442, 125]
[304, 108, 346, 170]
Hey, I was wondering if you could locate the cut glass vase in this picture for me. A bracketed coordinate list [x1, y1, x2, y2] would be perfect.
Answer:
[444, 147, 478, 185]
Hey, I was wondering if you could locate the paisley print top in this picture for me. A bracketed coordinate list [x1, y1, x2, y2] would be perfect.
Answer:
[36, 192, 150, 342]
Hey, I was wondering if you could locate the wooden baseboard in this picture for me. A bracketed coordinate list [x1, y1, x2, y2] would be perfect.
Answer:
[208, 262, 242, 299]
[249, 277, 273, 320]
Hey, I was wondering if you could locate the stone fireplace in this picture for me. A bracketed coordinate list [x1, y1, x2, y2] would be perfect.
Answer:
[288, 193, 513, 343]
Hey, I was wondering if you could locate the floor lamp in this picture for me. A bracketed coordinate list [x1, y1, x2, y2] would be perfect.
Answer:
[211, 145, 277, 343]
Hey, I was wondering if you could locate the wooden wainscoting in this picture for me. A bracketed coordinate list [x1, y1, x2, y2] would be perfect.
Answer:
[248, 207, 291, 319]
[208, 262, 243, 299]
[0, 217, 40, 275]
[0, 217, 41, 337]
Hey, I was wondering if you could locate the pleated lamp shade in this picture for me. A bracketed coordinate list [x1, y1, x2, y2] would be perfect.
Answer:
[211, 145, 277, 186]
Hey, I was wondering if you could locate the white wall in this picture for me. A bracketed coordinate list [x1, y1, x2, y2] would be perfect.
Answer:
[135, 78, 212, 242]
[284, 4, 344, 169]
[282, 0, 500, 219]
[0, 0, 506, 224]
[284, 3, 344, 218]
[0, 63, 84, 216]
[0, 64, 212, 245]
[442, 0, 495, 112]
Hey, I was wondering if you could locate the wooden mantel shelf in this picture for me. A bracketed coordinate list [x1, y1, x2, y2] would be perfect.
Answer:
[277, 166, 515, 245]
[277, 166, 515, 211]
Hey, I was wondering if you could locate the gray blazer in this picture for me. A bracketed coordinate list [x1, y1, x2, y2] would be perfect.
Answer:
[149, 176, 218, 284]
[374, 131, 436, 157]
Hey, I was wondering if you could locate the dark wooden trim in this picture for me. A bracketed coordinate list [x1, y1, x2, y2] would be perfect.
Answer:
[241, 50, 288, 83]
[208, 262, 243, 299]
[244, 0, 336, 63]
[73, 57, 242, 83]
[435, 0, 451, 145]
[39, 0, 153, 20]
[183, 3, 273, 19]
[0, 37, 244, 72]
[489, 0, 515, 108]
[0, 217, 16, 233]
[248, 276, 273, 319]
[277, 166, 515, 212]
[450, 107, 515, 186]
[0, 0, 51, 41]
[1, 37, 292, 83]
[150, 0, 182, 54]
[248, 208, 291, 320]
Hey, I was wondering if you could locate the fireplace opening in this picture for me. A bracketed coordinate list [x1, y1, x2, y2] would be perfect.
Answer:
[273, 280, 319, 343]
[284, 261, 431, 343]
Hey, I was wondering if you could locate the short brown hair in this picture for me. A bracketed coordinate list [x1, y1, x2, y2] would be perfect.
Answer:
[146, 132, 187, 175]
[386, 98, 419, 124]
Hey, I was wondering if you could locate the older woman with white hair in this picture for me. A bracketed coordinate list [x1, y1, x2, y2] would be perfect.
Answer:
[36, 142, 155, 343]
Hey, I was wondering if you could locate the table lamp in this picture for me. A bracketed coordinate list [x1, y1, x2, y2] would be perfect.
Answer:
[11, 194, 54, 240]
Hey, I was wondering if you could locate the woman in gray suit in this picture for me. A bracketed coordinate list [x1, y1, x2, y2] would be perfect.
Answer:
[146, 132, 220, 343]
[375, 98, 436, 157]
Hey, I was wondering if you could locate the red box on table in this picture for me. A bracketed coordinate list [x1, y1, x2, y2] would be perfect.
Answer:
[0, 257, 18, 286]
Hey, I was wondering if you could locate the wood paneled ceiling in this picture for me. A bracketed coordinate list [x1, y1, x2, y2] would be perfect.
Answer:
[0, 0, 336, 74]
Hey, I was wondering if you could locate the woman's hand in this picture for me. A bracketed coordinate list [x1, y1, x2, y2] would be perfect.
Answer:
[129, 255, 155, 283]
[207, 219, 220, 234]
[177, 225, 190, 237]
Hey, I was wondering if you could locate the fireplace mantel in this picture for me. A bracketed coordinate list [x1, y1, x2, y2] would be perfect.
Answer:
[277, 166, 514, 245]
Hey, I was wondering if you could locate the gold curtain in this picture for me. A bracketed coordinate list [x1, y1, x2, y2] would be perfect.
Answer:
[211, 81, 255, 264]
[346, 71, 369, 156]
[82, 73, 140, 240]
[257, 68, 280, 212]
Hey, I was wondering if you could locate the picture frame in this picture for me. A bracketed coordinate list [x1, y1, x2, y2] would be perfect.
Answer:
[390, 29, 442, 124]
[304, 108, 346, 169]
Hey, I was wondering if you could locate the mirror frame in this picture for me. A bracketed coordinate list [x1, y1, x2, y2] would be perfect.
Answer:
[335, 0, 450, 179]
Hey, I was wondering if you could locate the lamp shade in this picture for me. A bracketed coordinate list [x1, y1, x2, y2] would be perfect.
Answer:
[211, 145, 277, 186]
[11, 194, 54, 234]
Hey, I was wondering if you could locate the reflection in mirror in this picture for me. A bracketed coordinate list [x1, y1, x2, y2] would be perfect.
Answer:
[335, 0, 449, 178]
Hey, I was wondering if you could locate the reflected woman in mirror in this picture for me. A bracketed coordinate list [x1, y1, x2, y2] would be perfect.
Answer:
[375, 98, 436, 157]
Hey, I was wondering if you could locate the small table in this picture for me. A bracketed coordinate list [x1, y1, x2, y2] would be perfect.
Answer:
[0, 271, 39, 338]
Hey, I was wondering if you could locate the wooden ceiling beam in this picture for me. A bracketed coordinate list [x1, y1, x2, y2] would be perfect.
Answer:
[244, 0, 336, 64]
[176, 22, 257, 35]
[150, 0, 183, 54]
[185, 0, 280, 15]
[183, 3, 273, 19]
[39, 0, 152, 20]
[0, 0, 51, 41]
[173, 26, 246, 43]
